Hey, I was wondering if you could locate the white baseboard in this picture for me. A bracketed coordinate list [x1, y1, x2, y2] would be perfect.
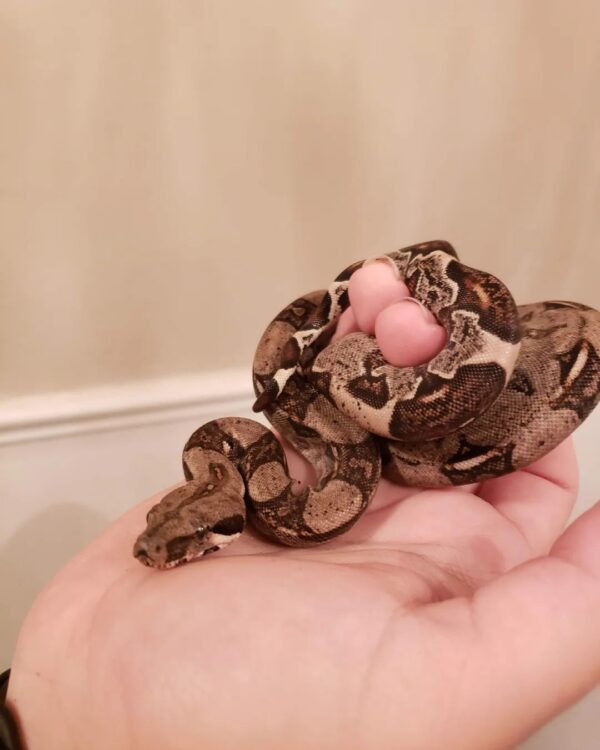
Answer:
[0, 368, 254, 445]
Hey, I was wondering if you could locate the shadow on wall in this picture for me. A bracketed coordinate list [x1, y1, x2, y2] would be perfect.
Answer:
[0, 503, 109, 665]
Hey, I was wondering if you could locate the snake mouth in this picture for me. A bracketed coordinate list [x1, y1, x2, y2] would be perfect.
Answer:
[133, 543, 228, 569]
[136, 554, 197, 570]
[134, 548, 152, 566]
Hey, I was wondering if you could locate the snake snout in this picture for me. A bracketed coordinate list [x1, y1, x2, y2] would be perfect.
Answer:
[133, 537, 153, 566]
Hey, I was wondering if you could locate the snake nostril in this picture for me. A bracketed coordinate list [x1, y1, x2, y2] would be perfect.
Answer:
[134, 540, 151, 562]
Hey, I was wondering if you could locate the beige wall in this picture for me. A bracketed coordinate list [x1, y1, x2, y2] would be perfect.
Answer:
[1, 0, 599, 398]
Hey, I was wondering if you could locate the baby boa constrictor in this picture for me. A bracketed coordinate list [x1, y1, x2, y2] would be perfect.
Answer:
[134, 240, 600, 568]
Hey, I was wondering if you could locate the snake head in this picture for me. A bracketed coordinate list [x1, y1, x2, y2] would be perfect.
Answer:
[133, 478, 246, 569]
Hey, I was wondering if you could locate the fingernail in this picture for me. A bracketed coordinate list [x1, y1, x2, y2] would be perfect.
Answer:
[363, 256, 401, 279]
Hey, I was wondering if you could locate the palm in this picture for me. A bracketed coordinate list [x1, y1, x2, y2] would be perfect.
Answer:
[11, 438, 597, 750]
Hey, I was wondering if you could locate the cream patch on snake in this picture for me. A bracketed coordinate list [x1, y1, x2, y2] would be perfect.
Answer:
[246, 461, 290, 501]
[134, 241, 600, 568]
[302, 479, 364, 534]
[428, 310, 521, 381]
[405, 250, 460, 314]
[551, 340, 590, 398]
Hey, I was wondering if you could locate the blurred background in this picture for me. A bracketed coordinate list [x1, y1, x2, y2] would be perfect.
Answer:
[1, 2, 599, 746]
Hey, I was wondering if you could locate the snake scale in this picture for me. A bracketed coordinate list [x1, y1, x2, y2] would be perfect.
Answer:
[134, 240, 600, 568]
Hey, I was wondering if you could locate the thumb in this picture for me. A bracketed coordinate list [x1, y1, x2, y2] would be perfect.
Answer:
[461, 500, 600, 746]
[448, 501, 600, 748]
[361, 502, 600, 750]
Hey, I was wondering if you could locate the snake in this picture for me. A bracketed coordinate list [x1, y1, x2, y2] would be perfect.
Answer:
[133, 240, 600, 569]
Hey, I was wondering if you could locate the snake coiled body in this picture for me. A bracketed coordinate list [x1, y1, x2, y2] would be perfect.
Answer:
[134, 241, 600, 567]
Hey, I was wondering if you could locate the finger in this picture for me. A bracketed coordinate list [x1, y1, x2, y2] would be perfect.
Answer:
[459, 500, 600, 747]
[359, 501, 600, 749]
[347, 262, 446, 366]
[279, 435, 419, 511]
[348, 261, 410, 333]
[375, 300, 447, 366]
[331, 306, 360, 341]
[477, 438, 579, 555]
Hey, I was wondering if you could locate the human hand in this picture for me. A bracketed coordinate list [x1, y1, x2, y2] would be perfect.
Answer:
[8, 263, 600, 750]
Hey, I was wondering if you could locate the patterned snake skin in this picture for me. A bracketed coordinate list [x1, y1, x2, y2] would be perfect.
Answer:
[134, 241, 600, 568]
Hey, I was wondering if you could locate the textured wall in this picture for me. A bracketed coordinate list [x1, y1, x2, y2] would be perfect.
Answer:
[1, 0, 599, 397]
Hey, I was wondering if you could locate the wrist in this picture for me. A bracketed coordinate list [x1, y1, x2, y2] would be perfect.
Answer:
[0, 670, 24, 750]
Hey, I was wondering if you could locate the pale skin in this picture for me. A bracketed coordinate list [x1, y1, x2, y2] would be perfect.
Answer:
[8, 263, 600, 750]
